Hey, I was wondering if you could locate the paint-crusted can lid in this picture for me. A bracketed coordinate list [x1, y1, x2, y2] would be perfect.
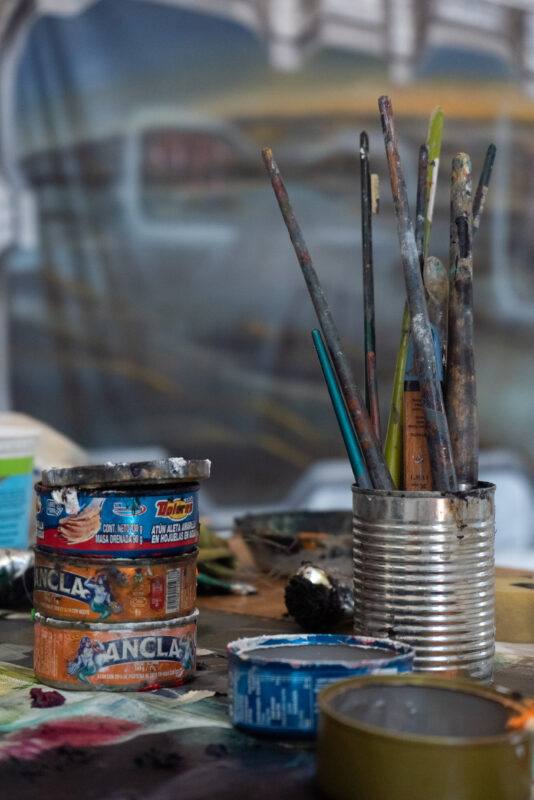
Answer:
[40, 458, 211, 489]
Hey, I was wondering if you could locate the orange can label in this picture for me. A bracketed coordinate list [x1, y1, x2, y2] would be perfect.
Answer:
[33, 550, 197, 623]
[34, 614, 197, 690]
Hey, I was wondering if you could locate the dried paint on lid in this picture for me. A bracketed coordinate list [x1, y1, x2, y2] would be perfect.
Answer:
[41, 458, 211, 489]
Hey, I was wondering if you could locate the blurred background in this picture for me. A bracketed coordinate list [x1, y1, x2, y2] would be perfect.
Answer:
[0, 0, 533, 560]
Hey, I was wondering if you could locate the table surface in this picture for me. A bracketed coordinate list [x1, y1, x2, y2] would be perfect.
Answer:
[1, 577, 534, 800]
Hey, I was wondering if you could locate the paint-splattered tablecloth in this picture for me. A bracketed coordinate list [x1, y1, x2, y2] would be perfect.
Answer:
[1, 608, 534, 799]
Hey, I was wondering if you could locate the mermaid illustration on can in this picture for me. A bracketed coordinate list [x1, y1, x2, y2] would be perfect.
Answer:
[67, 637, 107, 683]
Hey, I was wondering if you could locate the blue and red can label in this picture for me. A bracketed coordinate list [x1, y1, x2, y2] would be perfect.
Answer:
[35, 483, 199, 557]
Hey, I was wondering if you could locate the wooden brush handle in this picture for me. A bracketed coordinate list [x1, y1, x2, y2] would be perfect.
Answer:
[403, 386, 432, 490]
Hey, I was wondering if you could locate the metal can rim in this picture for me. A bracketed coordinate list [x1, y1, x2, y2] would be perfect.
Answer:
[40, 458, 211, 489]
[352, 480, 495, 500]
[33, 546, 198, 569]
[318, 674, 528, 747]
[227, 633, 414, 671]
[34, 608, 199, 631]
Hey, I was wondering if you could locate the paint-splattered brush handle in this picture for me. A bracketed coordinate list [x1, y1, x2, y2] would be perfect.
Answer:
[447, 154, 478, 489]
[423, 107, 444, 260]
[473, 144, 496, 236]
[425, 256, 449, 374]
[402, 144, 433, 490]
[378, 96, 457, 493]
[360, 131, 381, 443]
[415, 144, 428, 265]
[262, 148, 393, 490]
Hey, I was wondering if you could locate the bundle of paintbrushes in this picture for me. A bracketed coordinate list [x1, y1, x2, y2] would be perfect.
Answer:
[262, 96, 496, 493]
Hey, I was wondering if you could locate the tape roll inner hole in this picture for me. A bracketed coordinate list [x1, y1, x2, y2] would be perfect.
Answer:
[245, 645, 391, 663]
[329, 685, 513, 737]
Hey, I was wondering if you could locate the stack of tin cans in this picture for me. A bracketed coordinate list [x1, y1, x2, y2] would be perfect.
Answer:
[32, 458, 210, 691]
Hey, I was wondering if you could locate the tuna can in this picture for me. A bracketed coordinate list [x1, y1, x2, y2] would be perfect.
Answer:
[33, 548, 197, 623]
[317, 674, 531, 800]
[35, 457, 210, 557]
[353, 482, 495, 681]
[227, 633, 414, 737]
[34, 610, 198, 691]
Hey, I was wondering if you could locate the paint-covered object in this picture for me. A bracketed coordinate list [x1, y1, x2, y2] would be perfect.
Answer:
[33, 548, 197, 623]
[35, 458, 210, 557]
[227, 633, 413, 736]
[317, 675, 531, 800]
[34, 611, 197, 691]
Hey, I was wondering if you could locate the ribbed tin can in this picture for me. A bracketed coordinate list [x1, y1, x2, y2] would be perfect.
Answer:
[352, 482, 495, 680]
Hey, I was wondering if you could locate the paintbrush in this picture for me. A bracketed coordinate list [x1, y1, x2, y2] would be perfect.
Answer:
[473, 144, 496, 236]
[384, 309, 409, 489]
[446, 154, 478, 489]
[423, 107, 444, 258]
[424, 256, 449, 372]
[402, 256, 448, 490]
[402, 144, 433, 490]
[312, 329, 372, 488]
[385, 118, 440, 488]
[415, 144, 429, 266]
[262, 147, 393, 490]
[379, 96, 457, 492]
[359, 131, 381, 443]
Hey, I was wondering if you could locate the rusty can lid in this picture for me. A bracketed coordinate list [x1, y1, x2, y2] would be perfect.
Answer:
[40, 457, 211, 489]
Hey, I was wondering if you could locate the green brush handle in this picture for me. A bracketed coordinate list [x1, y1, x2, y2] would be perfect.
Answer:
[384, 303, 410, 488]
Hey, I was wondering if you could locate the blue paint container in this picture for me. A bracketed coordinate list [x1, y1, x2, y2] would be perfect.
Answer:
[227, 633, 414, 737]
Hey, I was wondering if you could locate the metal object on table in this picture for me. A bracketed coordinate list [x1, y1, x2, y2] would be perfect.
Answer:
[0, 548, 33, 607]
[317, 674, 531, 800]
[284, 563, 353, 631]
[352, 482, 495, 680]
[227, 633, 413, 737]
[34, 609, 198, 691]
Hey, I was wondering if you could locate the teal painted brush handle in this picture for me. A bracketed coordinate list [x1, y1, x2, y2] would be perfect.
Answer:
[312, 329, 371, 488]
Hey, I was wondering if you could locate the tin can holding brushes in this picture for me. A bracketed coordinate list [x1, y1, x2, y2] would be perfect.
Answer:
[353, 482, 495, 681]
[33, 548, 197, 623]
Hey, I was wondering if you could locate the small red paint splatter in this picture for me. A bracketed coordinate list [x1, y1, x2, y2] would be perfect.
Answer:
[0, 716, 141, 761]
[30, 688, 66, 708]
